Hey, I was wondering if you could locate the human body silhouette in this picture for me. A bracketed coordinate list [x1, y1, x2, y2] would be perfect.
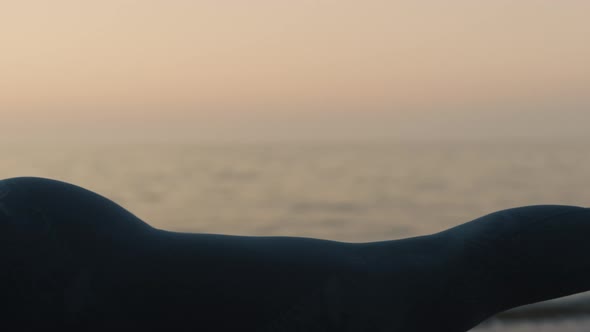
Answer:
[1, 177, 589, 331]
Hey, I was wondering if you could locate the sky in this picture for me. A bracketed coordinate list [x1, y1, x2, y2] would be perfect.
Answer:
[1, 1, 589, 142]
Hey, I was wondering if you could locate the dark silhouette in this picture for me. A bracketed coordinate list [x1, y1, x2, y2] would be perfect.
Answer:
[1, 177, 589, 331]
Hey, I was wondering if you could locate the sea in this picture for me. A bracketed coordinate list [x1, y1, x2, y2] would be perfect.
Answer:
[1, 140, 590, 331]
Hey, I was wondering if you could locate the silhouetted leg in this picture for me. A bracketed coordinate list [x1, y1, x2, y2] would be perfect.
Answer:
[434, 204, 590, 331]
[2, 177, 590, 331]
[0, 178, 373, 331]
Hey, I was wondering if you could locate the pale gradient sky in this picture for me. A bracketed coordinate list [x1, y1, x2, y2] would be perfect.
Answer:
[1, 1, 589, 142]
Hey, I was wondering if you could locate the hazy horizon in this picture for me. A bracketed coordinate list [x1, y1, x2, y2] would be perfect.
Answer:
[2, 108, 590, 144]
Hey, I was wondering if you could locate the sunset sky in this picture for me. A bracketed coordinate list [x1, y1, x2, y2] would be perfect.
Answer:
[1, 1, 589, 142]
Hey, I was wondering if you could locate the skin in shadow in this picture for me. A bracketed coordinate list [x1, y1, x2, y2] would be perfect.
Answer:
[0, 177, 589, 331]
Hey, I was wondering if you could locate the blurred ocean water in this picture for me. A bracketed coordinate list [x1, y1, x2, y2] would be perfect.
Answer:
[1, 140, 590, 330]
